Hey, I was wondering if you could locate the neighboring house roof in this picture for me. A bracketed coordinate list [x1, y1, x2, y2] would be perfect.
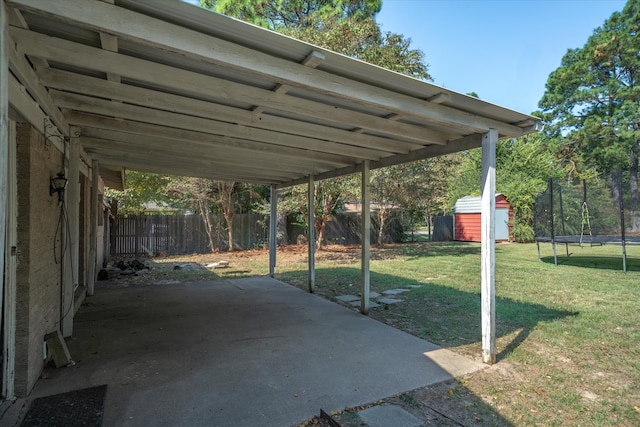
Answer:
[7, 0, 540, 189]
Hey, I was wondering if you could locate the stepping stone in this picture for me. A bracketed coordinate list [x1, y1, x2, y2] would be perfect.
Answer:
[378, 297, 402, 305]
[408, 285, 422, 289]
[358, 404, 423, 427]
[350, 300, 380, 308]
[382, 289, 410, 295]
[357, 292, 381, 298]
[336, 295, 359, 302]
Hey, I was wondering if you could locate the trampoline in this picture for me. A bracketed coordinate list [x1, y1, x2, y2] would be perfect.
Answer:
[534, 173, 640, 272]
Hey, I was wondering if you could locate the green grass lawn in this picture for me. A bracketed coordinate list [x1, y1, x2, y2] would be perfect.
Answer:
[273, 242, 640, 426]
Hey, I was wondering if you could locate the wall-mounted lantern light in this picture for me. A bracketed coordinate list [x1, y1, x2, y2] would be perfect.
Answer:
[50, 172, 68, 203]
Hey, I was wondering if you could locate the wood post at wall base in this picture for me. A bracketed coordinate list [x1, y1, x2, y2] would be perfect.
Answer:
[44, 330, 73, 368]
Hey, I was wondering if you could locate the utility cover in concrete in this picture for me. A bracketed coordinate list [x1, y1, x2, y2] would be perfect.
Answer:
[358, 404, 423, 427]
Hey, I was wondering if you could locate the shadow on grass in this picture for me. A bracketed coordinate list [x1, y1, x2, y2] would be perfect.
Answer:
[380, 241, 481, 260]
[540, 255, 639, 272]
[302, 267, 577, 363]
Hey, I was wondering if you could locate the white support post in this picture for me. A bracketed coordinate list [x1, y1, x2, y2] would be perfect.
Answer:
[269, 185, 277, 278]
[2, 7, 16, 399]
[308, 175, 315, 293]
[360, 160, 371, 315]
[0, 0, 8, 322]
[2, 121, 17, 399]
[62, 127, 81, 337]
[481, 129, 498, 364]
[87, 160, 99, 296]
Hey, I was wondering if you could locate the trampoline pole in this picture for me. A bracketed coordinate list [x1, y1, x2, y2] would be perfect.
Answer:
[558, 185, 569, 257]
[618, 169, 627, 273]
[549, 179, 558, 266]
[536, 240, 541, 261]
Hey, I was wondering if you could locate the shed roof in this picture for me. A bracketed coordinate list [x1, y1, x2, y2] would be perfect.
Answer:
[6, 0, 540, 190]
[454, 194, 509, 214]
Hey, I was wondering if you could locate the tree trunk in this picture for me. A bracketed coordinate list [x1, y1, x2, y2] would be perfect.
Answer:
[224, 211, 235, 251]
[611, 169, 621, 211]
[631, 150, 638, 211]
[198, 199, 216, 253]
[277, 192, 288, 246]
[109, 199, 118, 257]
[377, 209, 387, 245]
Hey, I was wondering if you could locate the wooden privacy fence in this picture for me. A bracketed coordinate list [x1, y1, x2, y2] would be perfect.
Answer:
[112, 214, 269, 257]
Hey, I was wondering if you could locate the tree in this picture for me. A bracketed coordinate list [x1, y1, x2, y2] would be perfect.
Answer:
[369, 157, 457, 244]
[166, 177, 219, 252]
[281, 176, 358, 250]
[105, 170, 170, 215]
[448, 134, 563, 242]
[282, 12, 430, 80]
[538, 0, 640, 210]
[201, 0, 381, 30]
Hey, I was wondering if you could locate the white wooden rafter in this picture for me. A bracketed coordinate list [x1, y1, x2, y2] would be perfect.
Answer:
[39, 69, 424, 154]
[6, 0, 526, 137]
[9, 26, 477, 145]
[7, 35, 68, 134]
[253, 50, 325, 115]
[52, 90, 386, 162]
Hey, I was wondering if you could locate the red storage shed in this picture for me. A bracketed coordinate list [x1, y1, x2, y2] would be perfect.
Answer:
[453, 194, 513, 242]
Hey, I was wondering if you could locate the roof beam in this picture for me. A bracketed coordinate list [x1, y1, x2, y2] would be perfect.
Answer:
[51, 90, 386, 161]
[86, 150, 289, 184]
[68, 113, 355, 168]
[6, 0, 528, 137]
[253, 50, 325, 115]
[38, 68, 426, 153]
[276, 134, 483, 189]
[10, 26, 451, 144]
[7, 35, 68, 134]
[82, 139, 303, 179]
[79, 132, 342, 174]
[99, 32, 120, 83]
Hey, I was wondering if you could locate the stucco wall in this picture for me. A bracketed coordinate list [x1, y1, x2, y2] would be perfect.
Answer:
[15, 123, 65, 396]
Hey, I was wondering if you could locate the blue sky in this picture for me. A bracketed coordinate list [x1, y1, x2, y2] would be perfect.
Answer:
[377, 0, 626, 114]
[184, 0, 626, 115]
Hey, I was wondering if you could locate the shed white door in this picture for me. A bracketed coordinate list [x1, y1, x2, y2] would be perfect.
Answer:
[495, 208, 509, 240]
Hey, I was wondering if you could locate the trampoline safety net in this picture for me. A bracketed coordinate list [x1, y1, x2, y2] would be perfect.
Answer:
[534, 172, 640, 271]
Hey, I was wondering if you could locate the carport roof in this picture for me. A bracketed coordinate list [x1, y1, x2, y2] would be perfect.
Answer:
[6, 0, 540, 190]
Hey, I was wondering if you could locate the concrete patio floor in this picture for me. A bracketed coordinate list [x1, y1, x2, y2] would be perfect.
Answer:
[24, 277, 483, 426]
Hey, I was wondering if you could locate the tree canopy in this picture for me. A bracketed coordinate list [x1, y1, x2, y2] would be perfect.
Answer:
[201, 0, 381, 30]
[539, 0, 640, 208]
[448, 134, 563, 242]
